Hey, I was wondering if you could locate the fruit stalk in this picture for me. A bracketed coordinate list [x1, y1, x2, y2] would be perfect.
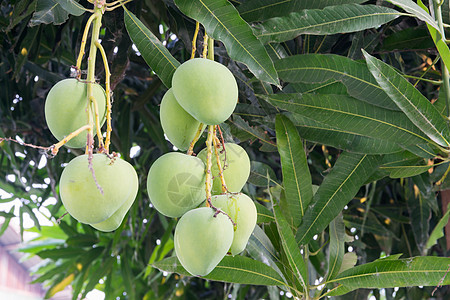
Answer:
[205, 125, 214, 207]
[95, 40, 112, 153]
[51, 124, 92, 156]
[86, 6, 104, 151]
[190, 22, 200, 59]
[76, 13, 96, 74]
[186, 122, 205, 156]
[212, 127, 228, 193]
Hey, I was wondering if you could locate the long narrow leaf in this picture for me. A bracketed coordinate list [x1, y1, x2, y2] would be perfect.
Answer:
[254, 5, 399, 44]
[261, 93, 432, 147]
[174, 0, 279, 86]
[124, 8, 180, 88]
[272, 204, 308, 290]
[154, 256, 286, 286]
[296, 152, 382, 245]
[238, 0, 366, 22]
[287, 113, 404, 154]
[275, 54, 399, 110]
[363, 50, 450, 147]
[327, 256, 450, 290]
[326, 214, 346, 281]
[275, 114, 313, 225]
[386, 0, 439, 31]
[425, 203, 450, 251]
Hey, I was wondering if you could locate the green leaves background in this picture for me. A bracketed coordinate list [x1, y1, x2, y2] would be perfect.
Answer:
[2, 0, 450, 299]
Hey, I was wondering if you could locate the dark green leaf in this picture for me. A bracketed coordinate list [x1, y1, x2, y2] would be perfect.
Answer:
[55, 0, 86, 16]
[380, 161, 446, 179]
[296, 153, 382, 245]
[255, 202, 275, 224]
[288, 113, 404, 154]
[327, 214, 346, 281]
[328, 256, 450, 290]
[261, 93, 431, 147]
[238, 0, 366, 22]
[174, 0, 279, 86]
[275, 54, 399, 110]
[154, 256, 286, 286]
[249, 161, 280, 187]
[425, 203, 450, 251]
[275, 114, 313, 225]
[37, 247, 86, 259]
[0, 207, 14, 237]
[30, 0, 69, 25]
[381, 26, 434, 51]
[229, 115, 277, 151]
[406, 183, 431, 254]
[124, 8, 180, 88]
[272, 204, 308, 290]
[254, 5, 399, 44]
[363, 50, 450, 147]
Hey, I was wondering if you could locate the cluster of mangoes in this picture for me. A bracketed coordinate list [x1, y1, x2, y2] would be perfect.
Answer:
[147, 58, 257, 276]
[44, 79, 139, 232]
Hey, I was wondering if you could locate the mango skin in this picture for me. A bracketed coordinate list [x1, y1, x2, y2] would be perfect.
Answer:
[147, 152, 206, 218]
[174, 207, 234, 276]
[160, 88, 204, 151]
[89, 182, 138, 232]
[172, 58, 238, 125]
[210, 193, 257, 255]
[45, 78, 106, 148]
[59, 154, 138, 224]
[198, 143, 250, 194]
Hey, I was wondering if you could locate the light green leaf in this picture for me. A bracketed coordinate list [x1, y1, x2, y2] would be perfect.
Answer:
[174, 0, 279, 86]
[254, 5, 399, 44]
[287, 113, 404, 154]
[326, 214, 346, 281]
[30, 0, 69, 25]
[275, 114, 313, 225]
[272, 204, 308, 290]
[328, 256, 450, 290]
[363, 50, 450, 147]
[425, 203, 450, 251]
[417, 1, 450, 74]
[275, 54, 399, 110]
[153, 256, 286, 286]
[237, 0, 366, 22]
[55, 0, 86, 16]
[124, 8, 180, 88]
[261, 93, 432, 147]
[0, 207, 15, 237]
[338, 252, 358, 274]
[296, 152, 382, 245]
[386, 0, 439, 31]
[380, 160, 447, 179]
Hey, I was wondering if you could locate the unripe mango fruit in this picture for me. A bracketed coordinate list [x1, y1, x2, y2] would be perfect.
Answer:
[172, 58, 238, 125]
[59, 154, 138, 224]
[147, 152, 206, 217]
[160, 88, 204, 151]
[89, 189, 138, 232]
[174, 207, 234, 276]
[45, 78, 106, 148]
[210, 193, 257, 255]
[198, 143, 250, 194]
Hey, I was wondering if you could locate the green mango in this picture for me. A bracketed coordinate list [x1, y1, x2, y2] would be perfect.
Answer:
[160, 88, 204, 151]
[172, 58, 238, 125]
[210, 193, 257, 255]
[45, 78, 106, 148]
[174, 207, 234, 276]
[59, 154, 138, 224]
[198, 143, 250, 194]
[147, 152, 206, 217]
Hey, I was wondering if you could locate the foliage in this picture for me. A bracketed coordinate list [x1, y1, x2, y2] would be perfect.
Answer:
[1, 0, 450, 299]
